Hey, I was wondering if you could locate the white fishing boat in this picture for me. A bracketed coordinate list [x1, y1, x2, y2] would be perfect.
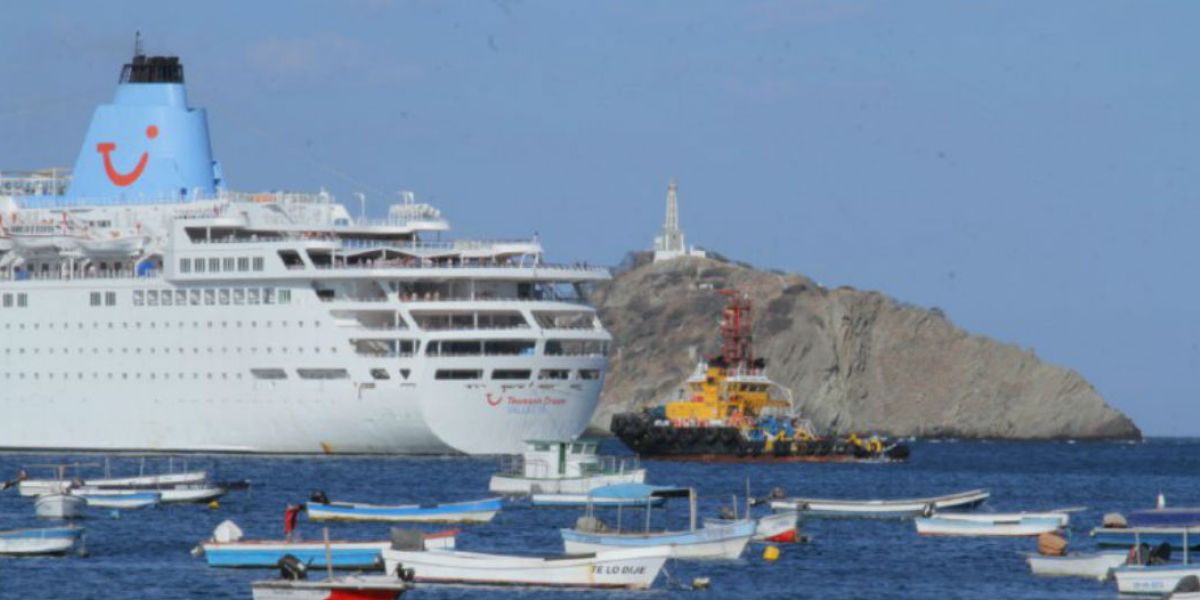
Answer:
[935, 511, 1070, 528]
[489, 439, 645, 495]
[75, 490, 162, 509]
[0, 525, 84, 556]
[1026, 551, 1128, 580]
[306, 497, 500, 523]
[152, 483, 226, 504]
[561, 487, 754, 560]
[1115, 564, 1200, 595]
[35, 493, 86, 519]
[769, 488, 989, 519]
[531, 483, 671, 508]
[381, 546, 669, 590]
[18, 458, 207, 497]
[914, 515, 1063, 537]
[251, 576, 411, 600]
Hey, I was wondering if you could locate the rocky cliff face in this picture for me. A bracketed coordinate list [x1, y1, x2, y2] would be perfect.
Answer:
[589, 254, 1140, 440]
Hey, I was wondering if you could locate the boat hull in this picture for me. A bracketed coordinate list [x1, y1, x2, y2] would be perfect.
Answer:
[915, 516, 1062, 537]
[201, 540, 390, 568]
[19, 470, 210, 496]
[489, 470, 646, 495]
[1115, 565, 1200, 595]
[770, 489, 990, 519]
[610, 414, 909, 462]
[381, 547, 667, 590]
[0, 526, 83, 555]
[1026, 552, 1128, 580]
[560, 521, 754, 560]
[77, 491, 161, 509]
[34, 494, 86, 519]
[251, 576, 409, 600]
[531, 493, 666, 508]
[305, 498, 501, 523]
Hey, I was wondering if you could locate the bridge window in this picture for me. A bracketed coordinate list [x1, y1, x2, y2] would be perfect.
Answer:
[492, 369, 531, 380]
[179, 258, 191, 273]
[237, 257, 249, 272]
[194, 259, 205, 273]
[435, 369, 482, 380]
[539, 369, 570, 380]
[297, 369, 350, 380]
[104, 292, 116, 306]
[250, 369, 287, 380]
[545, 339, 608, 357]
[579, 369, 602, 380]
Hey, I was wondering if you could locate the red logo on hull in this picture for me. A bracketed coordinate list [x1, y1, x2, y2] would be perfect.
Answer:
[97, 125, 157, 187]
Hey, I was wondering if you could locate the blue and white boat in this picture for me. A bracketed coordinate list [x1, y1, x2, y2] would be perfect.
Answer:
[306, 497, 501, 523]
[75, 489, 161, 509]
[531, 484, 672, 508]
[1116, 564, 1200, 595]
[0, 525, 84, 556]
[200, 539, 391, 568]
[1092, 527, 1200, 550]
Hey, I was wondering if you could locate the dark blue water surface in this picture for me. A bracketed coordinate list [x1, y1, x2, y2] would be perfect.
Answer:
[1, 439, 1194, 599]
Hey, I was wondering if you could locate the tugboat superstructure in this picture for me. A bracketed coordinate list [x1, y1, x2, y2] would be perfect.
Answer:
[0, 48, 611, 454]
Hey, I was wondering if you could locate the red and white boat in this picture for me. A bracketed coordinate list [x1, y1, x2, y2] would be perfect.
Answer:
[753, 511, 802, 543]
[251, 575, 411, 600]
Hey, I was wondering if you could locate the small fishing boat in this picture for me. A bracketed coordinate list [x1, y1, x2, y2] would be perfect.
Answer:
[0, 526, 84, 556]
[562, 519, 754, 559]
[381, 546, 669, 590]
[561, 486, 754, 559]
[306, 496, 500, 523]
[489, 439, 646, 495]
[531, 483, 671, 508]
[17, 459, 207, 497]
[751, 511, 802, 543]
[914, 515, 1063, 537]
[1026, 551, 1128, 580]
[1115, 564, 1200, 595]
[75, 490, 161, 509]
[1092, 527, 1200, 550]
[201, 539, 392, 569]
[933, 511, 1070, 528]
[769, 488, 989, 519]
[35, 493, 86, 519]
[251, 576, 411, 600]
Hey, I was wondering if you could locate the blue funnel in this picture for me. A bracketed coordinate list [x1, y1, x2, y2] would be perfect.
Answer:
[67, 53, 223, 201]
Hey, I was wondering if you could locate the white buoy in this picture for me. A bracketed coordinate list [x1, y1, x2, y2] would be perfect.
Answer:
[1158, 492, 1167, 509]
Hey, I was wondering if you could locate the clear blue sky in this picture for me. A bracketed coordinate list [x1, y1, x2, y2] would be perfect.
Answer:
[2, 2, 1196, 435]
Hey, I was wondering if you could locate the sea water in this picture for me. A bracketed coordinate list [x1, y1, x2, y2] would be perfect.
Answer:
[0, 439, 1191, 599]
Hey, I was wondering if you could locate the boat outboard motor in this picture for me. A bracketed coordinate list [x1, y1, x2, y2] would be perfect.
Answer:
[309, 490, 329, 505]
[277, 554, 307, 581]
[393, 563, 416, 582]
[1174, 575, 1200, 594]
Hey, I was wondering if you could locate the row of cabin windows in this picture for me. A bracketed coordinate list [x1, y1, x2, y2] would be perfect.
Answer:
[424, 340, 608, 357]
[5, 371, 247, 381]
[1, 293, 29, 308]
[131, 288, 292, 307]
[434, 368, 601, 381]
[178, 256, 265, 274]
[88, 292, 118, 307]
[3, 319, 321, 331]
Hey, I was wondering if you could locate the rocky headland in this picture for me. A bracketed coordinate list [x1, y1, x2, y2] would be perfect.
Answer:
[588, 254, 1140, 440]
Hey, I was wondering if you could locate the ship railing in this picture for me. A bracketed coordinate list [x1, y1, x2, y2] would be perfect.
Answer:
[312, 261, 609, 275]
[339, 238, 539, 252]
[405, 295, 591, 305]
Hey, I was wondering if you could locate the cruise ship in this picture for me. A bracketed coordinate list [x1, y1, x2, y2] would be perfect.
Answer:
[0, 49, 611, 454]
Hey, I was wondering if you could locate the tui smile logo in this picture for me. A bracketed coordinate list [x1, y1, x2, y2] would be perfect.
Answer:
[97, 125, 157, 186]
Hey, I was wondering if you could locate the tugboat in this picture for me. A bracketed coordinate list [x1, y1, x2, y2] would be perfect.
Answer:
[610, 290, 910, 462]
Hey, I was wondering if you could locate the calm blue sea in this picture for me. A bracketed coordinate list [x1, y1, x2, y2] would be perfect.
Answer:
[0, 438, 1193, 600]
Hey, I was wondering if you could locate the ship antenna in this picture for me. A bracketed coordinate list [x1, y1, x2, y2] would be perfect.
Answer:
[134, 31, 143, 58]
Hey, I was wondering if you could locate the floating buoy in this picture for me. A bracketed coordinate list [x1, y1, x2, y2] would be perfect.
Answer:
[208, 500, 220, 510]
[762, 545, 780, 561]
[691, 577, 711, 590]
